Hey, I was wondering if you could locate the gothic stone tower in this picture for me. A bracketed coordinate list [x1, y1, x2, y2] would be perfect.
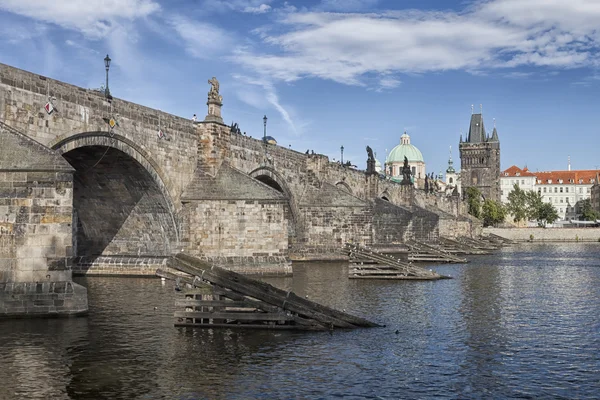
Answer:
[459, 113, 500, 202]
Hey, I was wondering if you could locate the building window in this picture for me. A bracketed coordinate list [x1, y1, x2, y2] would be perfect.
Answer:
[521, 180, 525, 185]
[554, 187, 558, 193]
[560, 198, 563, 203]
[449, 177, 453, 184]
[543, 187, 547, 193]
[501, 190, 504, 195]
[565, 187, 569, 193]
[411, 166, 416, 176]
[560, 187, 563, 193]
[560, 208, 563, 213]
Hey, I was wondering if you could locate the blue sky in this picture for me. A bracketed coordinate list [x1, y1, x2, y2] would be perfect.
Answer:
[1, 0, 600, 175]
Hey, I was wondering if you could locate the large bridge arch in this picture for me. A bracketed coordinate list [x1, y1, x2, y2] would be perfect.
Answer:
[51, 132, 179, 264]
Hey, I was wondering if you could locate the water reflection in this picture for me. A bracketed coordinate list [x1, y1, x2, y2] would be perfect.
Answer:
[0, 243, 598, 399]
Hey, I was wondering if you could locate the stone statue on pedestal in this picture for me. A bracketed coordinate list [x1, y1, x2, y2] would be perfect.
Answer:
[401, 156, 412, 185]
[208, 77, 222, 103]
[366, 146, 376, 174]
[205, 76, 223, 123]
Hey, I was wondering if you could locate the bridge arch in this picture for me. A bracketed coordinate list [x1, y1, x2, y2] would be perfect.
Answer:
[249, 166, 301, 243]
[380, 189, 391, 202]
[335, 181, 353, 194]
[51, 132, 179, 263]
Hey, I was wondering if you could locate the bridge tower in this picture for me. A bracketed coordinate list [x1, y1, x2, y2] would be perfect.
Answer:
[459, 110, 501, 202]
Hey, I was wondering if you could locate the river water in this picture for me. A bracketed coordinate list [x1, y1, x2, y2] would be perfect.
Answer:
[1, 243, 599, 399]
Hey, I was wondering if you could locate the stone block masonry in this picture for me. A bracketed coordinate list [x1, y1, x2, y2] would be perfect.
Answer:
[0, 123, 87, 316]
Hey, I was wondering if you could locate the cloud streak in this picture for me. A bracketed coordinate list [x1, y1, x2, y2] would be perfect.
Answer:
[0, 0, 160, 38]
[233, 0, 600, 86]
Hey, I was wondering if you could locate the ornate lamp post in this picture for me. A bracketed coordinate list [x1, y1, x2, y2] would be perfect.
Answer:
[341, 145, 344, 165]
[104, 54, 111, 98]
[263, 115, 268, 142]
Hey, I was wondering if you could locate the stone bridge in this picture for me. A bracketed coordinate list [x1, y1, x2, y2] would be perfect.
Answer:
[0, 63, 477, 315]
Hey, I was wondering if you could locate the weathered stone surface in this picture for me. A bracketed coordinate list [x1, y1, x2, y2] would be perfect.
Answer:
[0, 124, 87, 316]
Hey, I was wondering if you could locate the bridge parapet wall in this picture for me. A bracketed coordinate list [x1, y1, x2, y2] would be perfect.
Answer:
[0, 63, 198, 205]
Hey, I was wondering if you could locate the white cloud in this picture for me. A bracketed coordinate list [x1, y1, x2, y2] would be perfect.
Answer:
[244, 4, 271, 14]
[202, 0, 274, 14]
[233, 1, 600, 86]
[377, 76, 401, 90]
[232, 74, 297, 133]
[168, 16, 233, 59]
[0, 0, 160, 38]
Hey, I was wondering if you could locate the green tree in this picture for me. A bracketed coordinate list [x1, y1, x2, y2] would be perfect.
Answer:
[580, 199, 600, 221]
[537, 202, 559, 227]
[506, 183, 527, 223]
[525, 190, 544, 221]
[466, 187, 482, 218]
[482, 199, 506, 227]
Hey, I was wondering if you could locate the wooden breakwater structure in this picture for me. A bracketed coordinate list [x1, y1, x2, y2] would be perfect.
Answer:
[406, 239, 467, 263]
[438, 236, 505, 255]
[156, 254, 381, 331]
[345, 243, 452, 280]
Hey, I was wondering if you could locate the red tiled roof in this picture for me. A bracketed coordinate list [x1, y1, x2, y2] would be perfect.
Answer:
[501, 165, 536, 177]
[501, 166, 600, 184]
[534, 170, 600, 185]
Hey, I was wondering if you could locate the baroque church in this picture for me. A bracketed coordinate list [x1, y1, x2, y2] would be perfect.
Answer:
[384, 131, 426, 187]
[459, 111, 501, 202]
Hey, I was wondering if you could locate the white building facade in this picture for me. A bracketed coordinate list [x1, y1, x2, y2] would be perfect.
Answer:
[500, 165, 600, 220]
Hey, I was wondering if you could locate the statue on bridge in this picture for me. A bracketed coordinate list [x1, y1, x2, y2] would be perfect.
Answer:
[401, 156, 412, 185]
[205, 77, 224, 123]
[366, 146, 376, 174]
[208, 77, 223, 103]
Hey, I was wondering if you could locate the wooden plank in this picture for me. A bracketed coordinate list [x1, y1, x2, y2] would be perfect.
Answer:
[170, 255, 380, 328]
[350, 275, 443, 280]
[174, 311, 294, 321]
[174, 299, 254, 307]
[174, 322, 324, 331]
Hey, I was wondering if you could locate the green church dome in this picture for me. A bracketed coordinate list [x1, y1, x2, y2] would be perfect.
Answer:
[386, 132, 424, 163]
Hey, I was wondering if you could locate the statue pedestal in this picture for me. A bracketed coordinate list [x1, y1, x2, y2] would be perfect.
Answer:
[205, 99, 223, 123]
[366, 159, 376, 175]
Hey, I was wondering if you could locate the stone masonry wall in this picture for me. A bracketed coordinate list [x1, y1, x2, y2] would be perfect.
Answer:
[182, 199, 289, 264]
[297, 205, 373, 259]
[0, 170, 73, 283]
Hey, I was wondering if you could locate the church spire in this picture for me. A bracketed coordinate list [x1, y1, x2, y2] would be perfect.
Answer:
[490, 118, 499, 142]
[446, 145, 456, 173]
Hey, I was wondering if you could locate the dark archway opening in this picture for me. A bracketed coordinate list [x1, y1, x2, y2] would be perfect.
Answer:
[255, 175, 284, 193]
[62, 146, 176, 260]
[381, 196, 390, 202]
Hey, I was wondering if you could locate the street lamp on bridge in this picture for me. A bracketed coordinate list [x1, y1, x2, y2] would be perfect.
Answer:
[263, 115, 268, 142]
[341, 145, 344, 165]
[104, 54, 111, 99]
